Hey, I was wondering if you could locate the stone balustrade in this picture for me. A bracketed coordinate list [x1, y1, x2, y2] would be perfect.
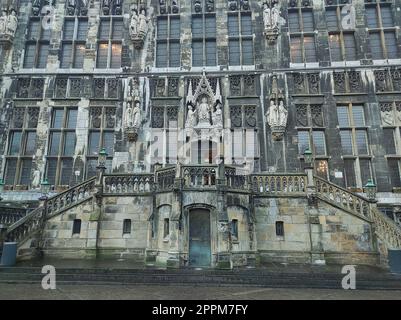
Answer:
[47, 178, 96, 217]
[0, 207, 30, 226]
[370, 208, 401, 249]
[314, 176, 370, 219]
[251, 174, 307, 194]
[103, 174, 154, 194]
[155, 167, 177, 191]
[182, 165, 217, 188]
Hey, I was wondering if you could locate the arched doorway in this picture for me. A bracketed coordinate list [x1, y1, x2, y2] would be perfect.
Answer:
[189, 209, 211, 267]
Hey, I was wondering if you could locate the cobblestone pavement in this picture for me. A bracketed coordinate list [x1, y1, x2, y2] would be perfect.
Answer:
[0, 284, 401, 300]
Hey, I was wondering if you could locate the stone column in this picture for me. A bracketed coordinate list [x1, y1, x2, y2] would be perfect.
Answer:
[215, 163, 232, 269]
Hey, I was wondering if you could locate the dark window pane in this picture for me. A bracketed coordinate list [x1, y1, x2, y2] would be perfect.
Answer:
[49, 132, 61, 155]
[63, 132, 76, 156]
[97, 43, 109, 68]
[192, 17, 203, 38]
[192, 40, 203, 66]
[298, 131, 309, 154]
[205, 40, 216, 66]
[229, 40, 240, 65]
[77, 20, 88, 41]
[326, 9, 338, 30]
[384, 31, 398, 59]
[24, 132, 37, 156]
[380, 6, 394, 28]
[302, 10, 314, 32]
[344, 159, 356, 188]
[389, 159, 401, 187]
[312, 131, 326, 155]
[352, 105, 365, 126]
[99, 20, 110, 39]
[123, 219, 131, 234]
[205, 16, 216, 37]
[337, 106, 350, 126]
[288, 11, 300, 32]
[384, 128, 396, 154]
[61, 44, 72, 68]
[60, 159, 73, 185]
[112, 19, 124, 39]
[46, 159, 58, 186]
[156, 42, 168, 67]
[231, 219, 238, 239]
[72, 219, 81, 234]
[276, 221, 284, 236]
[103, 132, 114, 155]
[24, 44, 36, 68]
[360, 159, 371, 186]
[8, 131, 22, 155]
[37, 44, 49, 68]
[169, 42, 180, 67]
[344, 33, 357, 60]
[28, 19, 41, 40]
[241, 13, 252, 35]
[86, 159, 98, 178]
[304, 36, 316, 62]
[20, 160, 32, 185]
[52, 109, 64, 128]
[158, 17, 168, 39]
[89, 132, 101, 155]
[340, 130, 353, 154]
[355, 130, 368, 154]
[170, 17, 180, 38]
[67, 109, 78, 128]
[290, 37, 302, 63]
[73, 44, 85, 68]
[366, 7, 378, 28]
[110, 43, 121, 68]
[228, 15, 239, 36]
[5, 159, 17, 185]
[242, 39, 254, 65]
[370, 32, 384, 59]
[63, 20, 75, 40]
[329, 34, 342, 61]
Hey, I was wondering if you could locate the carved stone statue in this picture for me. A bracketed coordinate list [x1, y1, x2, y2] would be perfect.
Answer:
[212, 103, 223, 128]
[32, 0, 42, 16]
[125, 104, 134, 128]
[103, 0, 111, 15]
[138, 9, 148, 36]
[78, 0, 88, 15]
[197, 97, 211, 127]
[266, 100, 278, 127]
[114, 0, 123, 15]
[32, 170, 41, 190]
[382, 109, 393, 126]
[0, 10, 7, 35]
[271, 3, 280, 29]
[6, 9, 18, 37]
[263, 3, 271, 29]
[130, 9, 148, 49]
[278, 100, 288, 127]
[186, 105, 197, 128]
[263, 1, 281, 44]
[132, 101, 141, 128]
[130, 9, 139, 38]
[67, 0, 76, 15]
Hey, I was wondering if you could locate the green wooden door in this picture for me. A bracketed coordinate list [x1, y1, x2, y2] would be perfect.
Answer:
[189, 209, 211, 267]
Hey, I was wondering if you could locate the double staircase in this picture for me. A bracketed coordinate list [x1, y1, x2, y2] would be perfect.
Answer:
[0, 169, 400, 260]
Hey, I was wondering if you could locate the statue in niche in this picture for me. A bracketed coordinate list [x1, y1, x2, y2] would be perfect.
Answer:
[125, 104, 134, 128]
[263, 3, 271, 29]
[130, 8, 148, 49]
[212, 103, 223, 128]
[103, 0, 112, 15]
[381, 109, 393, 126]
[186, 105, 197, 128]
[266, 75, 288, 141]
[132, 101, 141, 129]
[278, 100, 288, 127]
[197, 96, 211, 127]
[32, 170, 41, 190]
[0, 10, 7, 34]
[78, 0, 89, 15]
[32, 0, 42, 15]
[125, 80, 142, 142]
[263, 1, 281, 44]
[271, 3, 280, 29]
[114, 0, 123, 14]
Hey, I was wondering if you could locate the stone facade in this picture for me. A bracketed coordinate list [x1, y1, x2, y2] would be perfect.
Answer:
[0, 0, 401, 268]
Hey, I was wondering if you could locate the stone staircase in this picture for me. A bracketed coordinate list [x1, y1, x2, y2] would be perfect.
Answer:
[0, 265, 400, 289]
[314, 176, 401, 250]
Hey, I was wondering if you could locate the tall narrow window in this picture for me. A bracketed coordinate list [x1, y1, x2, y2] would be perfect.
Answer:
[23, 18, 50, 68]
[276, 221, 284, 237]
[4, 107, 39, 187]
[72, 219, 82, 235]
[123, 219, 132, 235]
[366, 3, 398, 60]
[97, 18, 123, 68]
[337, 104, 371, 188]
[228, 12, 254, 66]
[46, 108, 78, 187]
[156, 15, 181, 67]
[163, 218, 170, 238]
[231, 219, 238, 240]
[86, 107, 115, 178]
[60, 18, 88, 68]
[288, 8, 317, 63]
[192, 3, 217, 66]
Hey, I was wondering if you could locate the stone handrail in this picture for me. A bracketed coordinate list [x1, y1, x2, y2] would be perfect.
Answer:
[251, 173, 307, 194]
[370, 207, 401, 249]
[5, 206, 44, 244]
[182, 165, 217, 188]
[225, 166, 250, 191]
[0, 207, 30, 226]
[103, 174, 154, 194]
[314, 176, 370, 219]
[155, 166, 176, 191]
[46, 177, 96, 218]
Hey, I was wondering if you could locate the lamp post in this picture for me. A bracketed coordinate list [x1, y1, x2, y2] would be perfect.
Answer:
[304, 148, 317, 207]
[39, 179, 50, 201]
[363, 179, 377, 202]
[0, 178, 4, 202]
[96, 147, 108, 184]
[303, 148, 313, 168]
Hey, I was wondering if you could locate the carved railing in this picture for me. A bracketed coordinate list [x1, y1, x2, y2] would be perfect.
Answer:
[251, 174, 307, 194]
[370, 208, 401, 249]
[182, 165, 217, 188]
[0, 207, 30, 226]
[103, 174, 154, 194]
[314, 176, 370, 219]
[46, 177, 96, 218]
[5, 206, 44, 244]
[155, 167, 177, 191]
[225, 166, 250, 191]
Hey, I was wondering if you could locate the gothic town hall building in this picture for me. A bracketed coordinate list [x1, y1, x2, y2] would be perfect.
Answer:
[0, 0, 400, 269]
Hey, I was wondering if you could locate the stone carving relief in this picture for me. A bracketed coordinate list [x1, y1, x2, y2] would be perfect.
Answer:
[230, 106, 242, 127]
[194, 0, 215, 13]
[32, 0, 56, 16]
[265, 75, 288, 141]
[380, 102, 393, 126]
[103, 0, 123, 15]
[185, 73, 222, 129]
[375, 70, 389, 92]
[66, 0, 88, 16]
[262, 0, 283, 44]
[130, 3, 149, 49]
[125, 78, 142, 141]
[391, 69, 401, 91]
[159, 0, 180, 14]
[0, 6, 18, 47]
[228, 0, 250, 11]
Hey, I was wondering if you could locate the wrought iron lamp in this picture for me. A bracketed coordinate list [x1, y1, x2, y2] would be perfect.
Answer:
[363, 179, 377, 201]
